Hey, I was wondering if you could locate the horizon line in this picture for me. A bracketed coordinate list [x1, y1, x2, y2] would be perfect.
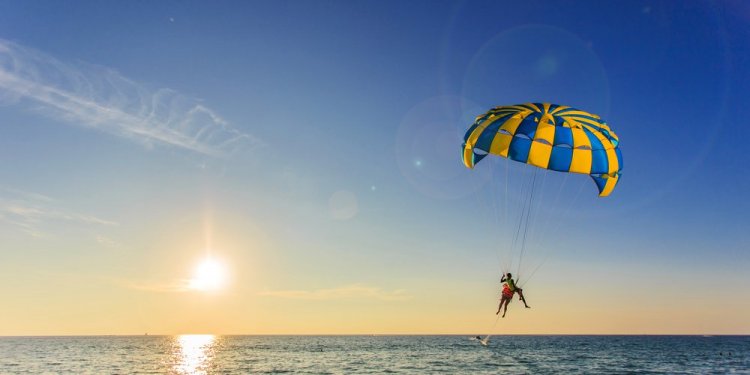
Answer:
[2, 333, 748, 338]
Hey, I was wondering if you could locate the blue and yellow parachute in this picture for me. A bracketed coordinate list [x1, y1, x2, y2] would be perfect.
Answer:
[462, 103, 622, 196]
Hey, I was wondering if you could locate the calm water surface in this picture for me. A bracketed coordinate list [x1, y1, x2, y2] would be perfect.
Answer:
[0, 335, 748, 374]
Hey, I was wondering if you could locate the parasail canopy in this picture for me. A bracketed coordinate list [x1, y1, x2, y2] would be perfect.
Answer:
[462, 103, 622, 197]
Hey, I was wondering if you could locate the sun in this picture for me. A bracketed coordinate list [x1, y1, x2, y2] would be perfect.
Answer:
[188, 258, 227, 291]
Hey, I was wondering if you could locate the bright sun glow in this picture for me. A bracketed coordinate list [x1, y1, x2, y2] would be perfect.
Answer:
[188, 258, 227, 291]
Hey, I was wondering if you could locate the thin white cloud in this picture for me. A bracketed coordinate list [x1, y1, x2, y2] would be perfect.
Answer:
[1, 202, 116, 226]
[95, 235, 123, 249]
[0, 39, 260, 156]
[259, 284, 411, 301]
[0, 186, 55, 202]
[126, 279, 192, 293]
[0, 187, 116, 237]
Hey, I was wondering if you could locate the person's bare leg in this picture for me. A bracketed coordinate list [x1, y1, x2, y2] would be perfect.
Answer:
[518, 290, 530, 308]
[496, 297, 508, 314]
[502, 300, 509, 317]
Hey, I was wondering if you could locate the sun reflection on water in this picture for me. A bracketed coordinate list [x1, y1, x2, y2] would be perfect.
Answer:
[173, 334, 217, 375]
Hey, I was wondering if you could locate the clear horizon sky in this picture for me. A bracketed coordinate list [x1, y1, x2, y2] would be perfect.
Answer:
[1, 0, 749, 335]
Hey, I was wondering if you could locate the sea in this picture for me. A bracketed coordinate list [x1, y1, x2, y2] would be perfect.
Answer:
[0, 335, 748, 374]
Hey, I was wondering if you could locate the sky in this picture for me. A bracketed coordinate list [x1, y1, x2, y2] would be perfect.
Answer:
[0, 0, 749, 335]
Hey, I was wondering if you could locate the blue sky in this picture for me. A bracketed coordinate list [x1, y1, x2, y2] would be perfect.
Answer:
[0, 0, 748, 334]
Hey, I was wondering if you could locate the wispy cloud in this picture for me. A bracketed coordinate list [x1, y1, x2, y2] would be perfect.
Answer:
[95, 235, 124, 249]
[0, 186, 116, 237]
[0, 186, 55, 202]
[125, 279, 192, 293]
[259, 284, 411, 301]
[0, 39, 260, 156]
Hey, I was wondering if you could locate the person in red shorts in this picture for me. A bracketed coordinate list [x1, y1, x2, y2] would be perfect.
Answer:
[496, 272, 530, 317]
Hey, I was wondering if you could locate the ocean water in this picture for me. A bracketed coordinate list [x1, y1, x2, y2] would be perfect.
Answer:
[0, 335, 748, 374]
